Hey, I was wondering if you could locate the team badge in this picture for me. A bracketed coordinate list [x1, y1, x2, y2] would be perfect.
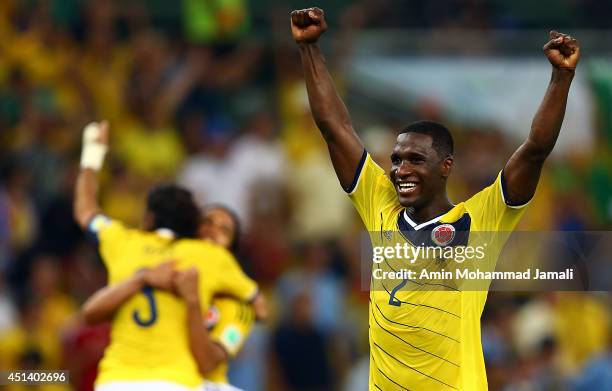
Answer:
[431, 224, 455, 246]
[205, 305, 220, 328]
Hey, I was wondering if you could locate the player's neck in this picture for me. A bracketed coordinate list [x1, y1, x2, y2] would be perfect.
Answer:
[408, 197, 454, 225]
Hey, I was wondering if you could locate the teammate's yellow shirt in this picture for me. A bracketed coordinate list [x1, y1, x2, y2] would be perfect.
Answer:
[89, 217, 258, 388]
[204, 297, 255, 384]
[348, 152, 527, 391]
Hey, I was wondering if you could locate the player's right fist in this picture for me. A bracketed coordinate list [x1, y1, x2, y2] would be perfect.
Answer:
[290, 7, 327, 44]
[80, 121, 109, 171]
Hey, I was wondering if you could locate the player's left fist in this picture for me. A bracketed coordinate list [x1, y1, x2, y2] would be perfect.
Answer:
[543, 31, 580, 70]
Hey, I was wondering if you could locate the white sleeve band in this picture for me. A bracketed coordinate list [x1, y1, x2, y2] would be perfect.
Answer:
[80, 143, 108, 170]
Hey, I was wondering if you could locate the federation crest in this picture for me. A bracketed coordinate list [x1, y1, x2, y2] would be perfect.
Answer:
[431, 224, 455, 246]
[205, 305, 220, 328]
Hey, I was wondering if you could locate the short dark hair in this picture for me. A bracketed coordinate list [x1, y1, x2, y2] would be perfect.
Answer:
[146, 184, 200, 239]
[400, 120, 454, 158]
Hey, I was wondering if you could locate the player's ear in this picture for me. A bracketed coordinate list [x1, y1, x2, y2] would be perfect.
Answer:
[441, 155, 453, 178]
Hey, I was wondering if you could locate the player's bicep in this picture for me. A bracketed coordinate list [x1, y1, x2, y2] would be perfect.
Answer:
[326, 128, 365, 191]
[502, 141, 544, 206]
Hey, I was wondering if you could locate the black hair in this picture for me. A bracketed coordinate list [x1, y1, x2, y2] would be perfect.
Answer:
[202, 204, 241, 253]
[399, 120, 454, 158]
[146, 184, 200, 239]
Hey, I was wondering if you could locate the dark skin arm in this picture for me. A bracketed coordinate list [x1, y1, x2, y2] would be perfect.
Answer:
[81, 261, 177, 325]
[175, 268, 227, 375]
[503, 31, 580, 205]
[251, 292, 269, 322]
[73, 121, 109, 229]
[291, 8, 364, 189]
[82, 273, 146, 325]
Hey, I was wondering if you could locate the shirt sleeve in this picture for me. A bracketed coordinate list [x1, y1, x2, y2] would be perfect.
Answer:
[88, 214, 131, 275]
[214, 249, 259, 302]
[464, 170, 529, 232]
[346, 151, 398, 230]
[208, 299, 254, 357]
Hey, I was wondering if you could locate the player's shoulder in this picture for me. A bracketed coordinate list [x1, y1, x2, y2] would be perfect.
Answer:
[441, 202, 468, 224]
[90, 215, 142, 241]
[177, 238, 235, 262]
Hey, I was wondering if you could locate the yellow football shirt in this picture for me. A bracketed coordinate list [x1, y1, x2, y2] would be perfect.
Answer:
[348, 152, 527, 391]
[89, 217, 258, 388]
[204, 297, 255, 384]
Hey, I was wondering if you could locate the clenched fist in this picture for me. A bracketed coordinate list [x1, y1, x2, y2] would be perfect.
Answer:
[291, 7, 327, 44]
[543, 31, 580, 70]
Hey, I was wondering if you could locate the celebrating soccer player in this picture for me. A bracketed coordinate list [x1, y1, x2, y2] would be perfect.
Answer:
[81, 205, 258, 391]
[74, 121, 261, 391]
[291, 7, 579, 390]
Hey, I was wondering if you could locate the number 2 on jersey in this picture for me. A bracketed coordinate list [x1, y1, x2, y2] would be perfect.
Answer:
[133, 286, 158, 327]
[388, 279, 407, 307]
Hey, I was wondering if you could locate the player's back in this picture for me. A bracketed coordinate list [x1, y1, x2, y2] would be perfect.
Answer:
[92, 219, 258, 388]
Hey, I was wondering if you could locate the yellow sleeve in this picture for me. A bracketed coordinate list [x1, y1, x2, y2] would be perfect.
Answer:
[88, 215, 131, 276]
[214, 249, 259, 302]
[463, 171, 529, 231]
[209, 299, 254, 357]
[347, 151, 398, 230]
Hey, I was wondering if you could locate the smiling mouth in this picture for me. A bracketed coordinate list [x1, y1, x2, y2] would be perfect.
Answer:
[396, 182, 418, 195]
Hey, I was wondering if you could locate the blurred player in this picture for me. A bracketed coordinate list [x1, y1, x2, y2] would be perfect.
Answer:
[82, 205, 257, 391]
[291, 7, 580, 390]
[74, 122, 260, 391]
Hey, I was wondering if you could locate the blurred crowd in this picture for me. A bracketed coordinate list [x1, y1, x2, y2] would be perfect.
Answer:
[0, 1, 611, 391]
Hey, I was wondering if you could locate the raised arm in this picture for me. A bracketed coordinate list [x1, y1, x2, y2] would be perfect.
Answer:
[503, 31, 580, 205]
[291, 7, 364, 190]
[174, 268, 227, 375]
[81, 262, 177, 325]
[74, 121, 109, 229]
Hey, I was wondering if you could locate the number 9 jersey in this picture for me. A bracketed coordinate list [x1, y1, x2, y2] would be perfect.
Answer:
[88, 216, 258, 389]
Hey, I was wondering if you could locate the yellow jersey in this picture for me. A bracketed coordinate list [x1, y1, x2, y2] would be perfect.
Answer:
[204, 297, 255, 384]
[89, 217, 258, 388]
[348, 152, 527, 390]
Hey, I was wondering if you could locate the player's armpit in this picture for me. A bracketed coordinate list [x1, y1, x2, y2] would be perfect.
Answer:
[210, 342, 229, 364]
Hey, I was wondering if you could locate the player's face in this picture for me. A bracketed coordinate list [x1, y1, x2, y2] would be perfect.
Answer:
[199, 208, 236, 250]
[390, 133, 449, 208]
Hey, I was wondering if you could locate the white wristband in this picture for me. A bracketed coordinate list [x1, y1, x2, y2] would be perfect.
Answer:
[80, 143, 108, 170]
